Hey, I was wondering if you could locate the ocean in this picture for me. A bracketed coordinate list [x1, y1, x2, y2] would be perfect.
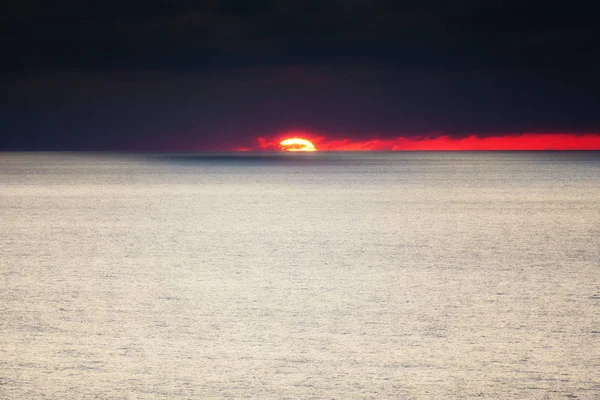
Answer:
[1, 152, 599, 399]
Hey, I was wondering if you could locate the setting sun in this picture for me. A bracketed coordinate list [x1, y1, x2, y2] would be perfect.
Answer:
[280, 138, 317, 152]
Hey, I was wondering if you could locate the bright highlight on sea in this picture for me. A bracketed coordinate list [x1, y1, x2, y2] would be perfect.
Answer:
[1, 151, 599, 399]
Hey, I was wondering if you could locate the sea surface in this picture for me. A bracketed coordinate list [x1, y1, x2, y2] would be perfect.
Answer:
[1, 152, 599, 399]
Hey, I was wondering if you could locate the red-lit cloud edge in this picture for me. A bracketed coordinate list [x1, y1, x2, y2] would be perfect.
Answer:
[235, 132, 600, 151]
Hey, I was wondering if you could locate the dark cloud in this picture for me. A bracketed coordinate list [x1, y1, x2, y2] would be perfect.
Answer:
[1, 0, 599, 150]
[3, 0, 598, 70]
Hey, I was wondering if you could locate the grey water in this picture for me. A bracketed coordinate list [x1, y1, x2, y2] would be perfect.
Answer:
[1, 152, 599, 399]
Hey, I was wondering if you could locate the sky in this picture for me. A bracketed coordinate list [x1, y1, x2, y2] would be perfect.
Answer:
[2, 0, 599, 151]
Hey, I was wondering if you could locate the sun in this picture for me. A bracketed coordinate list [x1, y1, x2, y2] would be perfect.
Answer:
[280, 138, 317, 152]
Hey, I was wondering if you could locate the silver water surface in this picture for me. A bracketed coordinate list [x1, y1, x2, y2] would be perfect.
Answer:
[1, 152, 599, 399]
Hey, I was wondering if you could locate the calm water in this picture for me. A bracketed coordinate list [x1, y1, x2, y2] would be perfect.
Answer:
[1, 152, 599, 399]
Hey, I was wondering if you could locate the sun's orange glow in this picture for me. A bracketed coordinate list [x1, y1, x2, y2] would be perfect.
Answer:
[280, 138, 317, 152]
[247, 133, 600, 151]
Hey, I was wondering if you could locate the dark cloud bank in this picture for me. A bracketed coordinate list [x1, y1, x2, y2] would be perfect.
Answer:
[2, 0, 599, 150]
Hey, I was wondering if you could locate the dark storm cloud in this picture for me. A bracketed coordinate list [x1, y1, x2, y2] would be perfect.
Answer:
[1, 0, 599, 150]
[4, 0, 598, 70]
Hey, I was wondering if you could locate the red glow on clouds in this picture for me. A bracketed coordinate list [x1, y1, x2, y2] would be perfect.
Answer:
[244, 132, 600, 151]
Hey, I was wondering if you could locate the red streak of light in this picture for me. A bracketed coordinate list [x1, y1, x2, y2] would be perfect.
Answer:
[249, 133, 600, 151]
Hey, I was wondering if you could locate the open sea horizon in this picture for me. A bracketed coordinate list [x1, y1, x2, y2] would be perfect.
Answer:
[1, 151, 599, 399]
